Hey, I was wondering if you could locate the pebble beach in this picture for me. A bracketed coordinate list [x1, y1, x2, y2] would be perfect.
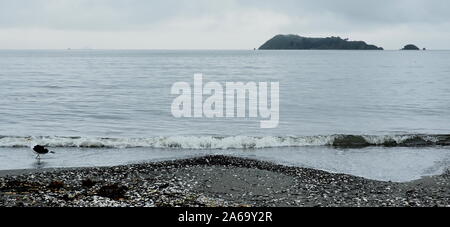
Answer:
[1, 156, 448, 207]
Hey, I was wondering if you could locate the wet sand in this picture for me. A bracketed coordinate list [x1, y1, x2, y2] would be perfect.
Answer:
[0, 156, 449, 207]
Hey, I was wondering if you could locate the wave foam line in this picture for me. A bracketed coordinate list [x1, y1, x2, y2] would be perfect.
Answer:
[0, 134, 449, 149]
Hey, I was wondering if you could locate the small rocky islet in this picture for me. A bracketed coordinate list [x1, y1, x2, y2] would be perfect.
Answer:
[0, 156, 448, 207]
[401, 44, 421, 50]
[258, 34, 384, 50]
[258, 34, 428, 51]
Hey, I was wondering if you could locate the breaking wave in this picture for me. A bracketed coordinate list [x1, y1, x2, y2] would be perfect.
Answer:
[0, 134, 449, 149]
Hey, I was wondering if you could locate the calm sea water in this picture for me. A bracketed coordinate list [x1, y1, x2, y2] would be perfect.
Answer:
[1, 50, 449, 181]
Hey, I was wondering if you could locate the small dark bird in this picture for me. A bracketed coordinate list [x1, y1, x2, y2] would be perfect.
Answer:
[33, 145, 54, 160]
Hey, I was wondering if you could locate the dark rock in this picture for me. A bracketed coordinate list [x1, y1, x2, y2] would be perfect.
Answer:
[259, 35, 383, 50]
[399, 136, 433, 147]
[61, 194, 75, 201]
[382, 139, 398, 147]
[4, 180, 40, 192]
[97, 184, 128, 200]
[332, 135, 371, 148]
[436, 135, 450, 146]
[48, 181, 65, 190]
[81, 179, 96, 188]
[401, 44, 420, 50]
[158, 183, 170, 189]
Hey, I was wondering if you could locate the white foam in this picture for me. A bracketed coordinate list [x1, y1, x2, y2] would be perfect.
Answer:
[0, 135, 336, 149]
[0, 134, 446, 150]
[362, 135, 413, 144]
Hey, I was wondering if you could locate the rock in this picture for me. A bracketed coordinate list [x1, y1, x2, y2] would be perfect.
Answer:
[5, 180, 39, 192]
[48, 181, 65, 190]
[259, 34, 383, 50]
[332, 135, 371, 148]
[399, 136, 433, 147]
[401, 44, 420, 50]
[97, 184, 128, 200]
[382, 139, 398, 147]
[81, 179, 97, 188]
[158, 183, 170, 189]
[436, 135, 450, 146]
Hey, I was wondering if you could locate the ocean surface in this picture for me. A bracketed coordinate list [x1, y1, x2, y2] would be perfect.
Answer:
[1, 50, 449, 182]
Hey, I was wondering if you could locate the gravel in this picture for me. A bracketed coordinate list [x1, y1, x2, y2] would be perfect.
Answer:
[0, 155, 449, 207]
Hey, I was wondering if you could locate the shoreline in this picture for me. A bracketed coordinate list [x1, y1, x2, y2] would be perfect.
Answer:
[1, 155, 449, 207]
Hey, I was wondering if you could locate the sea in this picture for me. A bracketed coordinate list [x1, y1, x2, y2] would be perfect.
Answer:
[1, 50, 449, 182]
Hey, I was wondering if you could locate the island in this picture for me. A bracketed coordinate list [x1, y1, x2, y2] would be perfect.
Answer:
[401, 44, 420, 50]
[259, 34, 384, 50]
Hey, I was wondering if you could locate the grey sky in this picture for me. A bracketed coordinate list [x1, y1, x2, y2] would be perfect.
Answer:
[1, 0, 449, 49]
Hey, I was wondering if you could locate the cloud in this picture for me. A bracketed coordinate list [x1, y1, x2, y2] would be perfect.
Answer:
[0, 8, 290, 49]
[0, 0, 450, 49]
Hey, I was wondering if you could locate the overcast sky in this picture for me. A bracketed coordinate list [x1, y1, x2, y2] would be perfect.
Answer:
[1, 0, 450, 49]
